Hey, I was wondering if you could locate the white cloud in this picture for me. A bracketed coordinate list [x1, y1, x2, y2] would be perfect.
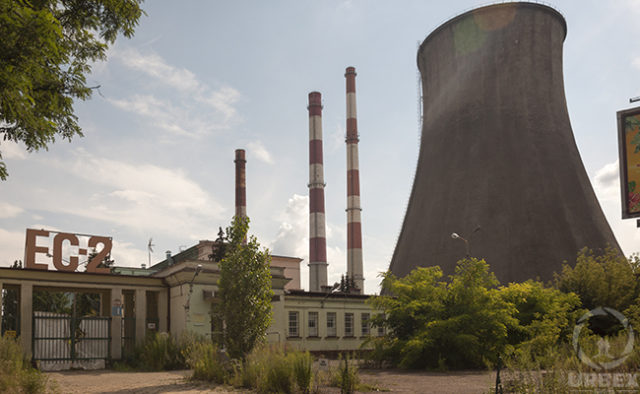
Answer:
[624, 0, 640, 15]
[39, 150, 226, 239]
[109, 48, 241, 137]
[270, 194, 350, 290]
[0, 229, 25, 266]
[247, 141, 274, 165]
[1, 141, 27, 160]
[200, 86, 241, 121]
[111, 240, 148, 268]
[272, 194, 308, 258]
[593, 160, 620, 202]
[633, 57, 640, 70]
[115, 48, 201, 93]
[0, 202, 24, 218]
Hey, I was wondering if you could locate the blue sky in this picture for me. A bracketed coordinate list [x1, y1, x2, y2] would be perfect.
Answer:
[1, 1, 640, 293]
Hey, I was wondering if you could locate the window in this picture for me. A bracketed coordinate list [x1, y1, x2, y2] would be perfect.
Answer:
[361, 313, 370, 336]
[308, 312, 318, 337]
[288, 311, 299, 337]
[326, 312, 337, 337]
[344, 313, 354, 337]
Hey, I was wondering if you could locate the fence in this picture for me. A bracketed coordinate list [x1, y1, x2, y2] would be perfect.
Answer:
[32, 311, 111, 371]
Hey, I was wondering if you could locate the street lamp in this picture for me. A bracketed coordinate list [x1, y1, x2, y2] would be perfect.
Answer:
[451, 232, 470, 257]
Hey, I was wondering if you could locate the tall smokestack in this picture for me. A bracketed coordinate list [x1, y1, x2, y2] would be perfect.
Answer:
[308, 92, 328, 292]
[345, 67, 364, 293]
[234, 149, 246, 218]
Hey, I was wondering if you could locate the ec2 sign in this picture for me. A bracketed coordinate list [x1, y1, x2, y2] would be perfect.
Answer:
[24, 228, 112, 274]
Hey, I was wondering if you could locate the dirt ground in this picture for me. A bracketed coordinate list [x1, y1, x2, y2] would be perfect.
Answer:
[46, 369, 496, 393]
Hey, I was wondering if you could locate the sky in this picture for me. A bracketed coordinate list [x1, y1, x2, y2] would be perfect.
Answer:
[2, 0, 640, 294]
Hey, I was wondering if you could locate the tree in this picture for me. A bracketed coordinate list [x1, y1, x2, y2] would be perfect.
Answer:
[216, 216, 273, 360]
[555, 247, 640, 334]
[498, 280, 582, 360]
[0, 0, 145, 180]
[370, 258, 516, 369]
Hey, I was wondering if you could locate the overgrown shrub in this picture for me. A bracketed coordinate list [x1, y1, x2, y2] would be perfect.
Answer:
[292, 351, 313, 393]
[369, 258, 516, 369]
[185, 341, 230, 384]
[124, 331, 204, 371]
[333, 354, 359, 394]
[0, 335, 48, 393]
[188, 344, 326, 393]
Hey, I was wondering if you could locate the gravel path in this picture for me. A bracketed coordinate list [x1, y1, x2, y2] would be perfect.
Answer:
[47, 369, 496, 393]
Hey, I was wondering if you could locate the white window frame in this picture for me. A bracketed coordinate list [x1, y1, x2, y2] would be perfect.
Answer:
[326, 312, 337, 337]
[288, 311, 299, 337]
[344, 313, 354, 337]
[308, 311, 318, 337]
[361, 313, 370, 336]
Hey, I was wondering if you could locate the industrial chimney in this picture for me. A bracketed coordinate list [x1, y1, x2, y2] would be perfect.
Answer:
[389, 2, 621, 284]
[345, 67, 364, 293]
[234, 149, 246, 218]
[308, 92, 328, 292]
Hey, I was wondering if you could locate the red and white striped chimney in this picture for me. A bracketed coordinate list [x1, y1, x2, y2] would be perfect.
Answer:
[234, 149, 247, 218]
[308, 92, 328, 292]
[345, 67, 364, 293]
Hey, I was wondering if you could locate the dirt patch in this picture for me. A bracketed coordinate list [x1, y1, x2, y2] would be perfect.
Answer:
[358, 369, 495, 393]
[47, 369, 496, 393]
[46, 370, 229, 393]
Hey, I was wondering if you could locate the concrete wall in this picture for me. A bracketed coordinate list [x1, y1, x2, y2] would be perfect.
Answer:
[390, 2, 621, 284]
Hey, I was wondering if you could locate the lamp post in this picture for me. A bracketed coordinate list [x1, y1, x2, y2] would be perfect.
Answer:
[451, 232, 470, 257]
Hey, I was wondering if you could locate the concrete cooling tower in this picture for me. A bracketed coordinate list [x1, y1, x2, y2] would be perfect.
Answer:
[389, 2, 621, 284]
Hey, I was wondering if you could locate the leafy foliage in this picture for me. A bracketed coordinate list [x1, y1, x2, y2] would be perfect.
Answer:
[498, 280, 582, 360]
[0, 334, 49, 393]
[555, 247, 640, 332]
[370, 258, 516, 369]
[217, 216, 273, 360]
[0, 0, 144, 180]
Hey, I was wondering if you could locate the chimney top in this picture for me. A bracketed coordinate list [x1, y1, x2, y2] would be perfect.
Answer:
[308, 91, 322, 107]
[345, 66, 357, 76]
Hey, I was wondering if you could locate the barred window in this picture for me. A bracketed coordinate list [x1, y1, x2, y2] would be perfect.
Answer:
[288, 311, 299, 337]
[308, 312, 318, 337]
[326, 312, 337, 337]
[361, 313, 370, 336]
[345, 313, 354, 337]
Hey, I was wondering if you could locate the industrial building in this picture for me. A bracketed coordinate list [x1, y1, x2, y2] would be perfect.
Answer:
[390, 2, 621, 284]
[0, 67, 378, 370]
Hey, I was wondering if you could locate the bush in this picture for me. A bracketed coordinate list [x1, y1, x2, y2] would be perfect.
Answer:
[338, 355, 359, 394]
[124, 331, 205, 371]
[185, 341, 230, 384]
[189, 344, 321, 393]
[0, 334, 48, 393]
[370, 258, 516, 369]
[292, 351, 313, 393]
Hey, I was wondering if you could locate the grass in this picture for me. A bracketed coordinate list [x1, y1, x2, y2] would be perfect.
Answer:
[0, 334, 50, 393]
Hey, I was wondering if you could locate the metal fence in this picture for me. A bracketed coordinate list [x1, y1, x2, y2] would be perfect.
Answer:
[32, 312, 111, 370]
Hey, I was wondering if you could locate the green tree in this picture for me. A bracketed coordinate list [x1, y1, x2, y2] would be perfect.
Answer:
[216, 216, 273, 360]
[498, 280, 582, 360]
[0, 0, 145, 180]
[370, 258, 516, 369]
[555, 247, 640, 334]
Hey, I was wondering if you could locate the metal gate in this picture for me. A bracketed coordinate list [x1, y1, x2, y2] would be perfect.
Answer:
[32, 312, 111, 371]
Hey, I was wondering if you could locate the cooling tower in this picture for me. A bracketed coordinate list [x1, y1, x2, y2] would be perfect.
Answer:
[389, 2, 620, 284]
